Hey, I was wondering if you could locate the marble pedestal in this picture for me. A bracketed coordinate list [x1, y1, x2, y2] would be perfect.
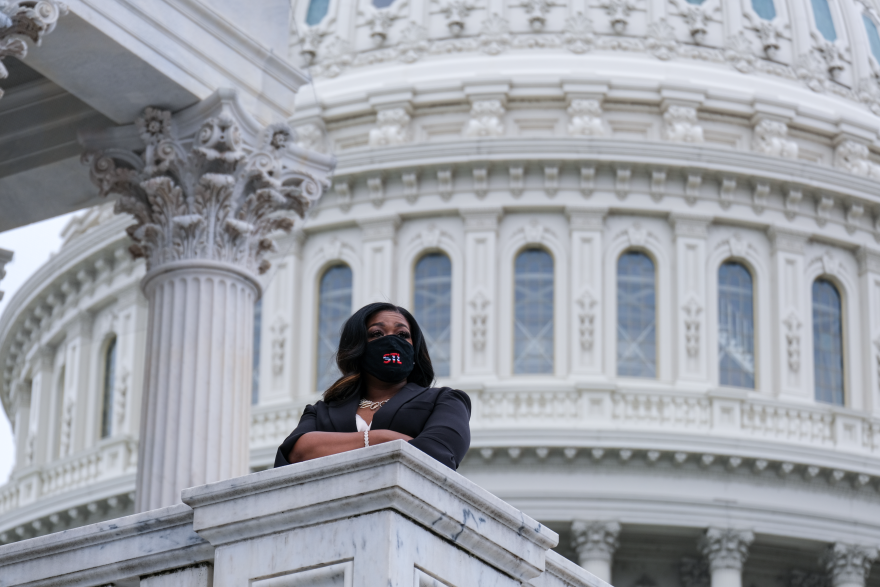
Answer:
[0, 441, 610, 587]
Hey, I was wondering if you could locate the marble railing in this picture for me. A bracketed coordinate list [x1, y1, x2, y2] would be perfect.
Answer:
[0, 441, 608, 587]
[0, 437, 136, 516]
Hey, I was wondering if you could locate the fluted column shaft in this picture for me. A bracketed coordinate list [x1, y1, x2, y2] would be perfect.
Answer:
[698, 528, 754, 587]
[572, 520, 621, 582]
[136, 264, 258, 512]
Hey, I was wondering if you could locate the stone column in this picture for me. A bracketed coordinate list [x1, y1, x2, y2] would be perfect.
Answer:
[571, 520, 621, 582]
[698, 528, 754, 587]
[0, 248, 11, 301]
[81, 91, 334, 511]
[822, 543, 879, 587]
[0, 1, 67, 99]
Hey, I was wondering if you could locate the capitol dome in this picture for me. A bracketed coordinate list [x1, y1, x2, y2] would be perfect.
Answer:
[2, 0, 880, 585]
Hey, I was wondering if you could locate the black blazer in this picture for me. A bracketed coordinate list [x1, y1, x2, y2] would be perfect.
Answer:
[274, 383, 471, 470]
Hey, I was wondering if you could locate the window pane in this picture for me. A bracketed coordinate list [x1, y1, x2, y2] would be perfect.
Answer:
[514, 249, 554, 374]
[864, 14, 880, 63]
[685, 0, 706, 4]
[617, 252, 656, 378]
[305, 0, 330, 26]
[752, 0, 776, 20]
[101, 339, 116, 438]
[718, 262, 755, 388]
[252, 299, 262, 405]
[414, 253, 452, 377]
[317, 265, 353, 391]
[813, 279, 844, 405]
[811, 0, 837, 41]
[373, 0, 395, 6]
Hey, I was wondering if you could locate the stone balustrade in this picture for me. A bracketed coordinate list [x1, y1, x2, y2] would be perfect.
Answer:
[0, 441, 609, 587]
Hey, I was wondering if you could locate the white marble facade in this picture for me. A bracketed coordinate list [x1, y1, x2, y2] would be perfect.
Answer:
[4, 0, 880, 585]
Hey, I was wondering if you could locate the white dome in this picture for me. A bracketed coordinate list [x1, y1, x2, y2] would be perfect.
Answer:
[2, 0, 880, 584]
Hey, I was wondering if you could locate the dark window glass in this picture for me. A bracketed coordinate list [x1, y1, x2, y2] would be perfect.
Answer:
[514, 249, 554, 374]
[752, 0, 777, 20]
[718, 262, 755, 388]
[305, 0, 330, 26]
[813, 279, 844, 405]
[811, 0, 837, 41]
[101, 338, 116, 438]
[617, 252, 656, 377]
[414, 253, 452, 377]
[317, 265, 353, 391]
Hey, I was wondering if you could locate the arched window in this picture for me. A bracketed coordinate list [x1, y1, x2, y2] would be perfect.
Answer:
[305, 0, 330, 26]
[252, 299, 262, 405]
[751, 0, 776, 21]
[685, 0, 706, 4]
[718, 262, 755, 388]
[373, 0, 396, 6]
[316, 265, 353, 391]
[811, 0, 837, 41]
[617, 252, 656, 378]
[813, 279, 844, 405]
[101, 338, 117, 438]
[514, 249, 554, 374]
[864, 14, 880, 63]
[414, 253, 452, 377]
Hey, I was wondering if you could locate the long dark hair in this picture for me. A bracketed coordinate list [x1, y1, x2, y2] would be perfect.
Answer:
[322, 302, 435, 403]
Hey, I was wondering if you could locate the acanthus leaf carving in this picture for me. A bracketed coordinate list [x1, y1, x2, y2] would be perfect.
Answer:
[563, 12, 595, 53]
[82, 101, 330, 277]
[369, 108, 411, 147]
[698, 528, 754, 571]
[469, 290, 490, 351]
[435, 0, 477, 37]
[0, 0, 68, 99]
[599, 0, 637, 34]
[478, 13, 511, 55]
[567, 99, 607, 136]
[682, 296, 703, 358]
[270, 316, 289, 377]
[752, 119, 798, 159]
[834, 140, 880, 179]
[463, 99, 506, 137]
[663, 105, 704, 143]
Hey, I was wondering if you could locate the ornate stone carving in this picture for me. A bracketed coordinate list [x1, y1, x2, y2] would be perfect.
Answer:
[113, 368, 129, 432]
[59, 397, 74, 458]
[600, 0, 637, 34]
[270, 316, 288, 377]
[0, 0, 68, 99]
[360, 0, 408, 47]
[698, 527, 754, 571]
[436, 0, 477, 36]
[567, 99, 607, 136]
[463, 99, 505, 137]
[835, 140, 880, 179]
[563, 12, 595, 53]
[520, 0, 554, 32]
[782, 312, 802, 373]
[296, 18, 335, 65]
[663, 105, 704, 143]
[646, 19, 678, 60]
[571, 520, 621, 562]
[576, 289, 598, 350]
[81, 96, 330, 278]
[724, 32, 757, 73]
[469, 291, 490, 350]
[478, 14, 511, 55]
[682, 297, 703, 357]
[295, 123, 326, 153]
[679, 4, 711, 44]
[397, 22, 430, 63]
[752, 120, 798, 159]
[369, 108, 411, 147]
[821, 543, 879, 587]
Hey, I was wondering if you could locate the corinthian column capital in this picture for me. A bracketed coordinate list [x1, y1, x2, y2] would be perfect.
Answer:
[0, 1, 67, 97]
[0, 247, 12, 301]
[698, 528, 754, 572]
[571, 520, 621, 561]
[821, 543, 879, 587]
[81, 90, 334, 282]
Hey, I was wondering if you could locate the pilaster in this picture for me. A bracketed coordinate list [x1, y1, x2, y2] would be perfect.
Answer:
[358, 216, 401, 305]
[27, 349, 54, 467]
[698, 528, 754, 587]
[567, 208, 607, 375]
[571, 520, 620, 583]
[64, 314, 93, 458]
[857, 247, 880, 415]
[461, 209, 502, 377]
[114, 285, 144, 437]
[768, 227, 810, 401]
[11, 381, 31, 471]
[670, 214, 711, 384]
[821, 543, 879, 587]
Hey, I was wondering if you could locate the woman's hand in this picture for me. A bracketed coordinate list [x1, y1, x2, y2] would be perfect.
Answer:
[289, 430, 413, 464]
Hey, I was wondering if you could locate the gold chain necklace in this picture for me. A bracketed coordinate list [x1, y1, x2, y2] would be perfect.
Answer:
[359, 398, 390, 411]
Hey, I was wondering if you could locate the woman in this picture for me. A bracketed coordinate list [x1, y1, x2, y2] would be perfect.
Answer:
[274, 302, 471, 470]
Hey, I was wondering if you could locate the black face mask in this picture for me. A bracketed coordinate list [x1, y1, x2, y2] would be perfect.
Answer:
[360, 335, 415, 383]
